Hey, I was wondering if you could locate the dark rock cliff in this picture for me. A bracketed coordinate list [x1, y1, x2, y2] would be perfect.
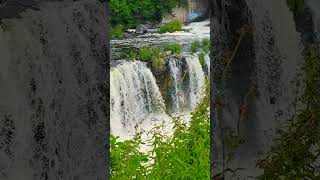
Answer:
[0, 0, 108, 179]
[210, 0, 318, 178]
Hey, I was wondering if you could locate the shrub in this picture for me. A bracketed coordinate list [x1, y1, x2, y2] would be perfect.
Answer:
[198, 53, 206, 66]
[190, 39, 201, 53]
[202, 38, 210, 53]
[139, 47, 165, 70]
[110, 79, 210, 179]
[111, 25, 124, 38]
[159, 20, 183, 33]
[164, 43, 182, 55]
[110, 134, 149, 179]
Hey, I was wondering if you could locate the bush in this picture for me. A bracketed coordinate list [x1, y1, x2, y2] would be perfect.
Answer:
[202, 38, 210, 53]
[110, 80, 210, 179]
[159, 20, 183, 33]
[198, 53, 206, 66]
[139, 47, 165, 70]
[111, 25, 124, 38]
[164, 43, 182, 55]
[190, 39, 201, 53]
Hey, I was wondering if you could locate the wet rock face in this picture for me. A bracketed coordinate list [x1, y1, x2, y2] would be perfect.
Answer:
[211, 0, 312, 178]
[0, 1, 108, 180]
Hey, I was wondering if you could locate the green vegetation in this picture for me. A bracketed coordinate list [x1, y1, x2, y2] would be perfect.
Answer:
[111, 80, 210, 179]
[110, 0, 187, 32]
[257, 44, 320, 179]
[190, 38, 210, 54]
[202, 38, 210, 53]
[164, 43, 182, 55]
[198, 52, 206, 66]
[190, 39, 201, 53]
[159, 20, 183, 33]
[111, 25, 124, 38]
[139, 47, 165, 70]
[127, 50, 138, 61]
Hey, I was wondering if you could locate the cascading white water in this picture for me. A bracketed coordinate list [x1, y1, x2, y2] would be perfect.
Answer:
[111, 55, 206, 139]
[186, 55, 205, 109]
[168, 59, 181, 112]
[111, 19, 209, 140]
[110, 61, 166, 139]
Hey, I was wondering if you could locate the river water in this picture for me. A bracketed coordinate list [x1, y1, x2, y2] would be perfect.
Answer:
[110, 20, 210, 141]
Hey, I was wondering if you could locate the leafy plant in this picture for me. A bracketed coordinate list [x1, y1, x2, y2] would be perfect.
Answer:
[160, 20, 183, 33]
[110, 133, 149, 179]
[164, 43, 182, 55]
[110, 80, 210, 179]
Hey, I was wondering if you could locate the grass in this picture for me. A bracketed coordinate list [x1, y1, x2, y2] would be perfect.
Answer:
[164, 43, 182, 55]
[190, 39, 201, 53]
[127, 50, 137, 61]
[111, 24, 124, 39]
[202, 38, 210, 53]
[139, 47, 165, 70]
[198, 52, 206, 66]
[159, 20, 183, 34]
[111, 80, 210, 179]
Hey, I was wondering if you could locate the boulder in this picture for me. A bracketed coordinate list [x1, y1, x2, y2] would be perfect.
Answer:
[135, 24, 148, 34]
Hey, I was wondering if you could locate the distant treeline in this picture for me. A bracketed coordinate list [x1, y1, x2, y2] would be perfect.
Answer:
[110, 0, 187, 28]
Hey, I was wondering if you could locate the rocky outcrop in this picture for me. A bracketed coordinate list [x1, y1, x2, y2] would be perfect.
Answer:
[0, 1, 108, 179]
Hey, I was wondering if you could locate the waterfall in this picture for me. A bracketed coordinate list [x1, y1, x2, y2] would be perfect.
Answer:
[168, 59, 181, 112]
[167, 58, 186, 113]
[0, 1, 108, 179]
[110, 61, 166, 139]
[111, 54, 206, 139]
[186, 55, 205, 109]
[166, 55, 206, 113]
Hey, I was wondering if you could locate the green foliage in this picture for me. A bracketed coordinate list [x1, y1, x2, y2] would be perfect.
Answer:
[198, 53, 206, 66]
[139, 47, 165, 70]
[159, 20, 183, 33]
[111, 25, 124, 39]
[127, 50, 137, 61]
[287, 0, 305, 17]
[110, 133, 149, 179]
[190, 39, 201, 53]
[110, 0, 185, 29]
[111, 80, 210, 179]
[202, 38, 210, 54]
[257, 44, 320, 179]
[164, 43, 182, 55]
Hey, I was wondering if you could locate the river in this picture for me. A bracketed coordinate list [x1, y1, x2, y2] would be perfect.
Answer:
[110, 20, 210, 142]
